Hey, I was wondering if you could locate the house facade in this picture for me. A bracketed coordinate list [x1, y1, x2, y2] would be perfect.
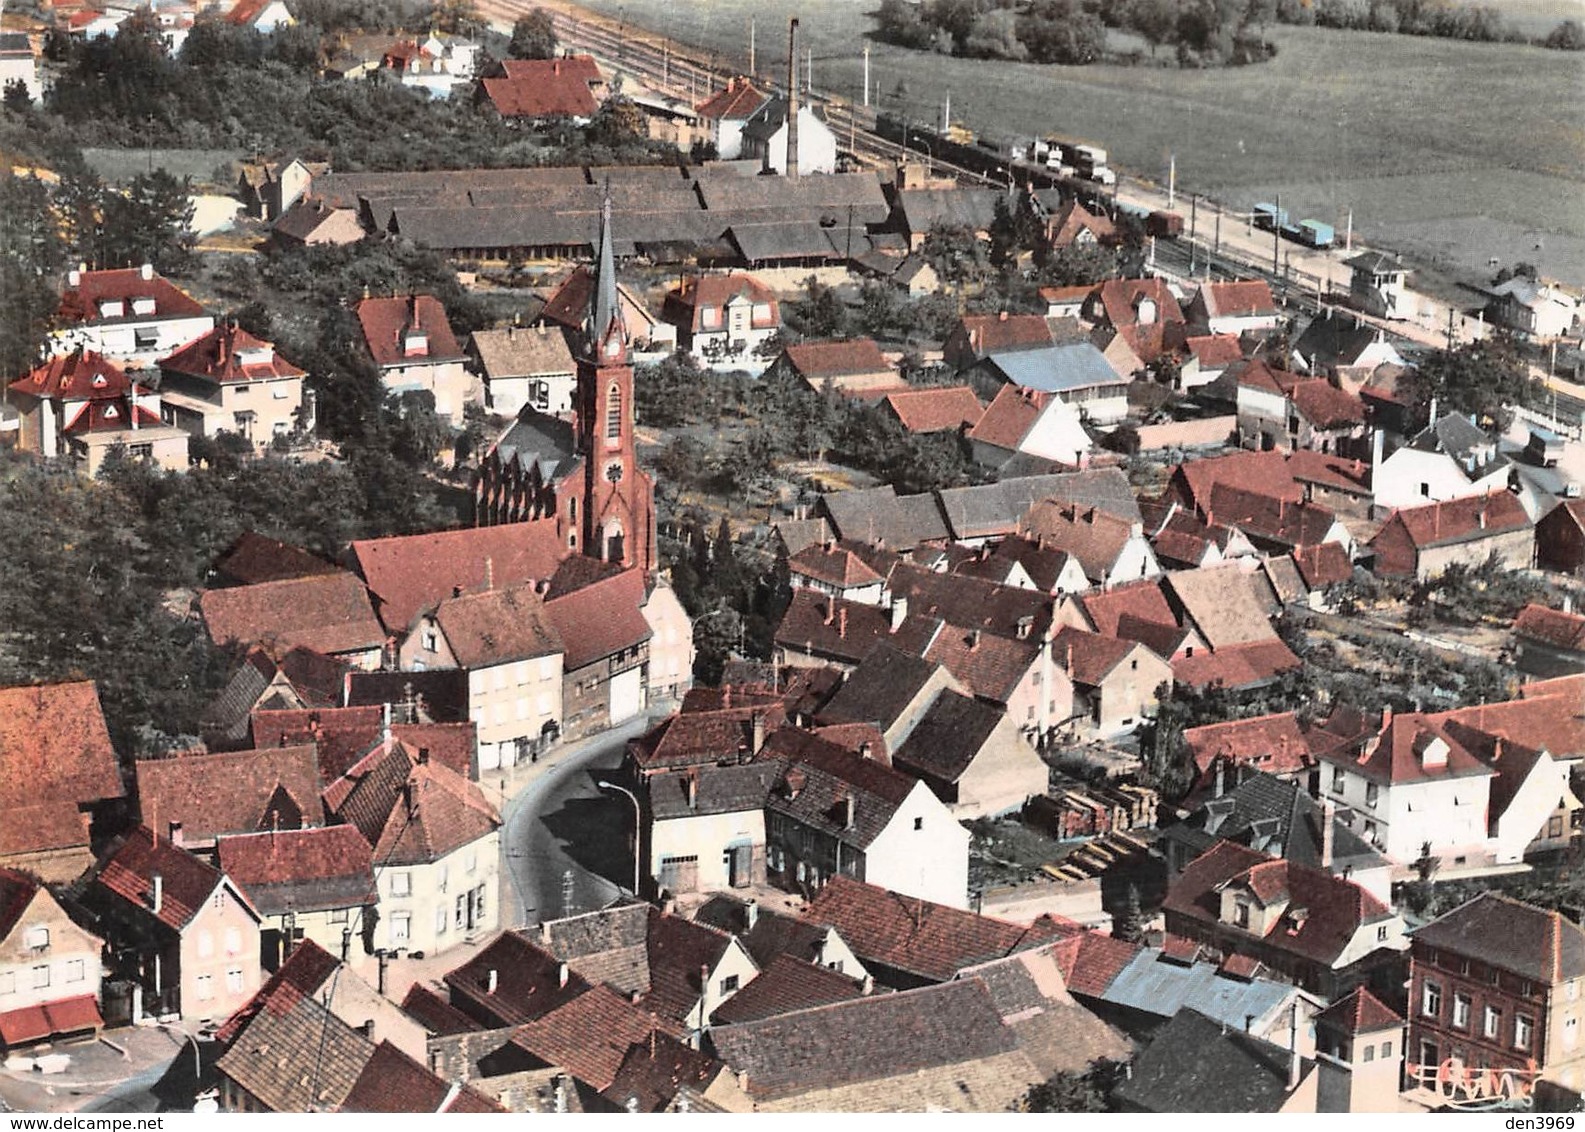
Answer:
[663, 274, 781, 365]
[0, 871, 105, 1051]
[50, 265, 215, 366]
[8, 349, 188, 476]
[157, 323, 307, 449]
[355, 294, 476, 426]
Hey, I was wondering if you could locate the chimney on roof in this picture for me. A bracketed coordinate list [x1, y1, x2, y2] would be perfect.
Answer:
[890, 595, 908, 632]
[969, 628, 981, 651]
[722, 683, 733, 708]
[1320, 797, 1335, 869]
[558, 962, 570, 989]
[68, 265, 82, 287]
[838, 608, 848, 638]
[998, 311, 1008, 322]
[1214, 758, 1225, 799]
[859, 741, 873, 760]
[860, 973, 874, 995]
[744, 899, 758, 931]
[1478, 506, 1487, 530]
[487, 968, 498, 995]
[785, 19, 799, 180]
[168, 820, 183, 848]
[685, 771, 698, 810]
[151, 872, 163, 915]
[140, 263, 154, 281]
[484, 557, 494, 591]
[382, 701, 392, 747]
[751, 711, 766, 755]
[824, 597, 835, 626]
[844, 792, 856, 829]
[418, 747, 430, 765]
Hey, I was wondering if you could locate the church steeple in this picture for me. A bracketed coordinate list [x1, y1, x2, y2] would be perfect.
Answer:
[586, 190, 627, 364]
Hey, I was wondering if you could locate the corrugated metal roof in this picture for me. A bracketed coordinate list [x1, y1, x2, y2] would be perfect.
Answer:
[983, 343, 1125, 394]
[1101, 947, 1305, 1030]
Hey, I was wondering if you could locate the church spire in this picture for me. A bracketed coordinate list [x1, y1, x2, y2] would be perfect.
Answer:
[587, 188, 627, 362]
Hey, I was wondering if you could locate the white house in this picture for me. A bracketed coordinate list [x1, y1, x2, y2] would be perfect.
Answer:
[1314, 714, 1494, 867]
[398, 583, 564, 772]
[1373, 413, 1510, 515]
[51, 265, 216, 367]
[1485, 278, 1579, 341]
[740, 99, 838, 176]
[226, 0, 296, 34]
[647, 763, 771, 894]
[0, 33, 41, 104]
[1346, 252, 1411, 320]
[328, 742, 501, 957]
[0, 870, 105, 1049]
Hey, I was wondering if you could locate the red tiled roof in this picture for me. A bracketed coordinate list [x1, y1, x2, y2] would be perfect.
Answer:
[158, 323, 305, 385]
[136, 744, 322, 846]
[511, 985, 659, 1091]
[213, 532, 341, 587]
[341, 1040, 504, 1113]
[783, 339, 890, 380]
[1368, 490, 1532, 575]
[710, 954, 865, 1025]
[1314, 711, 1494, 785]
[695, 75, 768, 119]
[200, 571, 384, 657]
[802, 875, 1073, 983]
[881, 385, 984, 434]
[216, 825, 377, 912]
[1315, 986, 1404, 1037]
[1514, 603, 1585, 652]
[1195, 281, 1275, 319]
[1046, 199, 1116, 248]
[542, 568, 652, 673]
[773, 588, 939, 667]
[967, 384, 1046, 451]
[923, 624, 1038, 704]
[90, 826, 243, 932]
[354, 295, 464, 368]
[956, 312, 1053, 356]
[788, 543, 884, 589]
[499, 55, 601, 82]
[329, 742, 499, 866]
[481, 56, 601, 119]
[444, 931, 592, 1027]
[226, 0, 270, 25]
[1204, 483, 1340, 551]
[1046, 930, 1142, 997]
[1293, 543, 1354, 590]
[1019, 500, 1140, 582]
[0, 869, 42, 942]
[666, 274, 777, 333]
[0, 996, 103, 1045]
[399, 984, 483, 1036]
[1077, 578, 1178, 639]
[1164, 841, 1392, 967]
[0, 682, 123, 840]
[9, 349, 133, 400]
[1183, 711, 1310, 776]
[1284, 449, 1372, 497]
[350, 520, 569, 634]
[1286, 378, 1365, 429]
[1185, 333, 1245, 369]
[1052, 626, 1141, 686]
[57, 267, 205, 325]
[1097, 278, 1184, 329]
[1172, 639, 1302, 691]
[434, 582, 563, 669]
[1169, 450, 1302, 512]
[630, 698, 790, 773]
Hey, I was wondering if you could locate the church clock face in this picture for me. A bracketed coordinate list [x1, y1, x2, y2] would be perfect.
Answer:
[604, 334, 622, 360]
[604, 460, 625, 484]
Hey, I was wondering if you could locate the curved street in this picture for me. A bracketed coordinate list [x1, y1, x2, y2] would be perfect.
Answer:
[497, 714, 656, 929]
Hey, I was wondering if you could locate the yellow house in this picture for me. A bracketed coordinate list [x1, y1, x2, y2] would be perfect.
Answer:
[157, 323, 307, 450]
[0, 869, 106, 1050]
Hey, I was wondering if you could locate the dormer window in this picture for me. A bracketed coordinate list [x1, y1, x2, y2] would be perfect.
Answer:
[236, 346, 274, 366]
[92, 373, 108, 388]
[700, 306, 720, 330]
[104, 405, 118, 419]
[24, 926, 48, 951]
[1234, 901, 1250, 928]
[131, 297, 156, 316]
[403, 332, 429, 357]
[99, 300, 125, 318]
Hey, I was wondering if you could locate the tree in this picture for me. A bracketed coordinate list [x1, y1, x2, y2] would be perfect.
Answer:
[584, 96, 645, 149]
[100, 170, 197, 274]
[0, 174, 68, 381]
[1128, 0, 1179, 56]
[963, 9, 1028, 59]
[921, 221, 990, 286]
[1020, 1060, 1127, 1112]
[2, 78, 31, 113]
[784, 276, 853, 341]
[508, 9, 559, 58]
[1545, 19, 1585, 49]
[1114, 883, 1147, 943]
[1400, 337, 1540, 433]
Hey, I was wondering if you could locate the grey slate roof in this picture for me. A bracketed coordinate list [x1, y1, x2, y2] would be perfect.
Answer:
[819, 485, 950, 550]
[817, 644, 942, 733]
[935, 468, 1140, 540]
[1113, 1008, 1311, 1113]
[706, 978, 1018, 1101]
[1412, 891, 1585, 985]
[895, 188, 1004, 235]
[488, 411, 578, 480]
[694, 895, 853, 972]
[892, 690, 1002, 784]
[648, 761, 779, 820]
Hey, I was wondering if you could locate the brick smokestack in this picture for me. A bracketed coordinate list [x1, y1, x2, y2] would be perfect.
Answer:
[786, 19, 799, 180]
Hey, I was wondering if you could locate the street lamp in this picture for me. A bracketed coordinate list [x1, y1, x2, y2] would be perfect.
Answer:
[598, 780, 643, 897]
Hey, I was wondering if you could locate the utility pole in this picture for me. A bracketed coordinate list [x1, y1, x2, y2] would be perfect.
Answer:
[1214, 205, 1221, 261]
[1167, 153, 1176, 210]
[862, 44, 870, 107]
[1272, 191, 1282, 277]
[1189, 192, 1197, 243]
[806, 46, 813, 95]
[561, 869, 575, 920]
[1344, 208, 1353, 252]
[749, 17, 755, 74]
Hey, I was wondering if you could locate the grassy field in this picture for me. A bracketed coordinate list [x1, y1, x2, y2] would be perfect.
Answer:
[575, 0, 1585, 285]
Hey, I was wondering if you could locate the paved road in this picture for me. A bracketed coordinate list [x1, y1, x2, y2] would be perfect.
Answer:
[499, 715, 656, 928]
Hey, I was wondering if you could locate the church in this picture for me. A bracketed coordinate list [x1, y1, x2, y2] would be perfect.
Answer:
[474, 199, 656, 577]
